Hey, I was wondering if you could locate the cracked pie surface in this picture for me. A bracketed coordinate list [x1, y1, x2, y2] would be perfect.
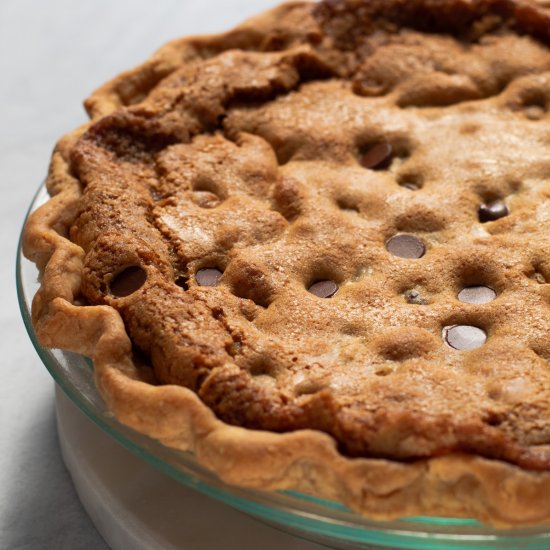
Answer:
[24, 0, 550, 526]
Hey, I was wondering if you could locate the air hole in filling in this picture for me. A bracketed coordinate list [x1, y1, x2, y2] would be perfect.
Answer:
[532, 346, 550, 362]
[273, 142, 297, 166]
[375, 366, 393, 376]
[487, 385, 501, 401]
[483, 412, 504, 427]
[227, 262, 273, 309]
[109, 266, 147, 297]
[249, 360, 275, 378]
[175, 275, 189, 290]
[231, 284, 271, 309]
[336, 197, 360, 213]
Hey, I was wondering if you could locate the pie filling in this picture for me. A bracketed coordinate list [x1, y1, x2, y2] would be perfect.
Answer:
[33, 0, 550, 474]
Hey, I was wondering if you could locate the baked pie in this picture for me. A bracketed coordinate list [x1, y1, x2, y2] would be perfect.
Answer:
[24, 0, 550, 526]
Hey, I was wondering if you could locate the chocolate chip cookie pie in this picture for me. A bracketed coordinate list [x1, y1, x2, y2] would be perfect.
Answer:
[24, 0, 550, 526]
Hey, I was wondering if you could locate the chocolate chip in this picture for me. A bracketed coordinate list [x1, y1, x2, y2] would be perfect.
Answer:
[308, 280, 338, 298]
[196, 268, 223, 287]
[443, 325, 486, 350]
[386, 234, 425, 259]
[398, 174, 423, 190]
[360, 141, 393, 170]
[524, 105, 545, 120]
[228, 341, 242, 356]
[478, 201, 509, 223]
[110, 266, 147, 297]
[353, 77, 388, 97]
[458, 286, 496, 304]
[404, 289, 428, 305]
[192, 191, 221, 209]
[150, 189, 163, 201]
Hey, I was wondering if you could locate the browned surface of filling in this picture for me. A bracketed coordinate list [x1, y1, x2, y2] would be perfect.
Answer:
[67, 0, 550, 469]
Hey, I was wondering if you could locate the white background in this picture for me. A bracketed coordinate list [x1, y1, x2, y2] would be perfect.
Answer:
[0, 2, 325, 548]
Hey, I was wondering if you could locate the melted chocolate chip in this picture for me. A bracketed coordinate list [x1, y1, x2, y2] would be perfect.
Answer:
[458, 286, 496, 304]
[196, 268, 223, 287]
[400, 182, 419, 191]
[524, 105, 545, 120]
[478, 201, 509, 223]
[386, 234, 425, 259]
[360, 141, 393, 170]
[443, 325, 487, 350]
[192, 190, 221, 209]
[308, 280, 338, 298]
[110, 266, 147, 297]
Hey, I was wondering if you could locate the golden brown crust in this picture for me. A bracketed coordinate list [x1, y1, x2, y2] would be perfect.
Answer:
[83, 2, 318, 118]
[23, 0, 550, 525]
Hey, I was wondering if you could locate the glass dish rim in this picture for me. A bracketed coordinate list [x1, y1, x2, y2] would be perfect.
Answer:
[17, 182, 550, 549]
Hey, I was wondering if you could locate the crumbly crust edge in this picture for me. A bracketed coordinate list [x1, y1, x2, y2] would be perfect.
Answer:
[23, 0, 550, 527]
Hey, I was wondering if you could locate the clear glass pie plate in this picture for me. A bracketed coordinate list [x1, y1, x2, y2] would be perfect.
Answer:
[17, 183, 550, 550]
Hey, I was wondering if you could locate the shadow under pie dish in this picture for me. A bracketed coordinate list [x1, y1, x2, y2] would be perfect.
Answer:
[22, 0, 550, 528]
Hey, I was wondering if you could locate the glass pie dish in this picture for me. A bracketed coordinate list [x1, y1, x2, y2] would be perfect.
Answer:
[17, 183, 550, 550]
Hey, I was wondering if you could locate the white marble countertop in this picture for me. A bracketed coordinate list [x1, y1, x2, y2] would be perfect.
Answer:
[0, 2, 325, 548]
